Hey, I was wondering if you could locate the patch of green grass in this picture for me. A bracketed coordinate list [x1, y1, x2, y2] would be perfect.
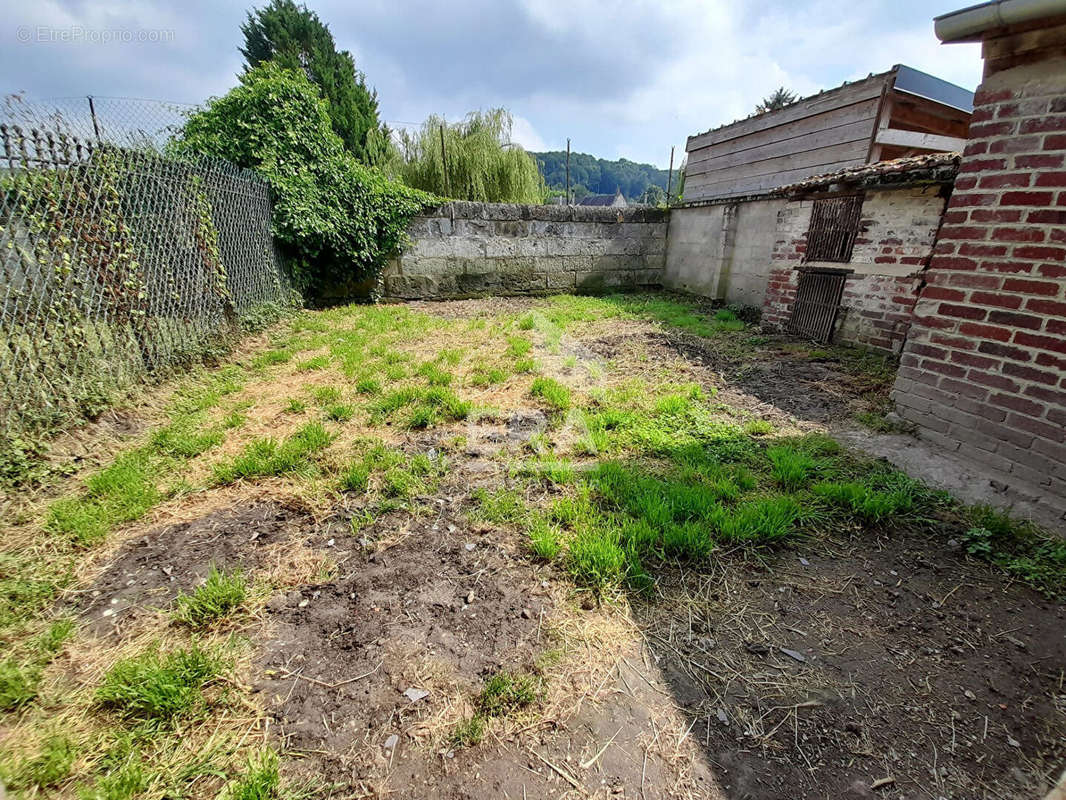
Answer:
[477, 671, 538, 717]
[813, 482, 914, 523]
[766, 445, 817, 492]
[47, 451, 161, 546]
[516, 314, 536, 331]
[0, 658, 40, 712]
[340, 443, 447, 501]
[470, 363, 509, 387]
[296, 355, 329, 372]
[173, 567, 248, 628]
[221, 750, 280, 800]
[506, 337, 532, 359]
[471, 487, 526, 525]
[96, 645, 224, 726]
[251, 349, 291, 369]
[417, 362, 454, 387]
[284, 398, 306, 414]
[369, 386, 471, 429]
[567, 527, 627, 589]
[450, 715, 485, 748]
[222, 410, 247, 430]
[78, 753, 147, 799]
[150, 423, 223, 458]
[324, 403, 355, 422]
[212, 422, 332, 484]
[530, 377, 571, 411]
[513, 357, 536, 374]
[711, 496, 800, 543]
[354, 376, 382, 396]
[311, 386, 342, 406]
[527, 518, 561, 561]
[743, 419, 773, 437]
[6, 734, 75, 791]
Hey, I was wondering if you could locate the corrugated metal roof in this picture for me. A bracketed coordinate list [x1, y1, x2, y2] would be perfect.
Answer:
[775, 152, 961, 194]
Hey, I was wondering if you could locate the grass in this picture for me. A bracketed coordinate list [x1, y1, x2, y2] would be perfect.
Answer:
[477, 671, 538, 717]
[471, 487, 526, 525]
[324, 403, 355, 422]
[369, 386, 471, 429]
[96, 644, 225, 726]
[527, 518, 562, 561]
[530, 377, 571, 411]
[813, 481, 915, 523]
[212, 422, 332, 484]
[766, 445, 817, 491]
[3, 734, 75, 791]
[47, 450, 161, 546]
[221, 750, 281, 800]
[450, 715, 485, 748]
[173, 567, 248, 628]
[340, 442, 447, 501]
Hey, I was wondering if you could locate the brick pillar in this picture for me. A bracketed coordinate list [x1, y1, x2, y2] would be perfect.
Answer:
[892, 54, 1066, 527]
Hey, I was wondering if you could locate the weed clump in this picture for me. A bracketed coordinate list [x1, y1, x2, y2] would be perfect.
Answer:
[173, 567, 248, 628]
[212, 422, 332, 484]
[478, 671, 538, 717]
[530, 377, 571, 411]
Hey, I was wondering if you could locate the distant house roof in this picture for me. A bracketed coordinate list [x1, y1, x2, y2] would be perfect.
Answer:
[775, 151, 961, 195]
[578, 189, 627, 207]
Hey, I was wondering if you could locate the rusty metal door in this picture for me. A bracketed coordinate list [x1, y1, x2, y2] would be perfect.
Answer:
[787, 268, 849, 343]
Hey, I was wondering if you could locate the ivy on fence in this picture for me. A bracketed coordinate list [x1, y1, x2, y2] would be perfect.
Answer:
[0, 113, 298, 485]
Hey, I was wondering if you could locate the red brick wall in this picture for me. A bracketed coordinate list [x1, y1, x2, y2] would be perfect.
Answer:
[891, 60, 1066, 525]
[762, 187, 943, 353]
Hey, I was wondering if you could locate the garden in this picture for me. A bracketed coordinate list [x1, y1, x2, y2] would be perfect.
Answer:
[0, 292, 1062, 799]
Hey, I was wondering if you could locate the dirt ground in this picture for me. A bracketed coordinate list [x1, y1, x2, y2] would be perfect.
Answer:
[29, 294, 1064, 800]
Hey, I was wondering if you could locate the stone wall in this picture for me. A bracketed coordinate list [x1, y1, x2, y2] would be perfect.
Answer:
[382, 202, 668, 300]
[663, 198, 784, 308]
[890, 46, 1066, 528]
[762, 185, 948, 353]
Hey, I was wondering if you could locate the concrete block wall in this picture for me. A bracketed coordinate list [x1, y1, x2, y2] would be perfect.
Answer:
[762, 186, 947, 354]
[662, 198, 784, 307]
[383, 201, 668, 300]
[890, 55, 1066, 527]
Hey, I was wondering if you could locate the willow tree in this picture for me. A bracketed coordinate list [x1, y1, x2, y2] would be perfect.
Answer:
[399, 109, 544, 203]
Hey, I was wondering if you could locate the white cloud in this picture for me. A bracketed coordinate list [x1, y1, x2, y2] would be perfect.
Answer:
[509, 114, 548, 151]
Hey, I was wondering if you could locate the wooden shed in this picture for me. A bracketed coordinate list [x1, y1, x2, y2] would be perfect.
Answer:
[684, 65, 973, 202]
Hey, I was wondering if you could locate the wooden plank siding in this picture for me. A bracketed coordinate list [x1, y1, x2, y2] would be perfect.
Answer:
[685, 72, 892, 201]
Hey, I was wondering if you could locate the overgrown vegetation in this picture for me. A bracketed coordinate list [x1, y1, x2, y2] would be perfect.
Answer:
[173, 62, 435, 296]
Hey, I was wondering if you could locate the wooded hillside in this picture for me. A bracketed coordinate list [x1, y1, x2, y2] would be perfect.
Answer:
[532, 151, 669, 199]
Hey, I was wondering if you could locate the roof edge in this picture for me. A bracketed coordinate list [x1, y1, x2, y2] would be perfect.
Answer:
[934, 0, 1066, 42]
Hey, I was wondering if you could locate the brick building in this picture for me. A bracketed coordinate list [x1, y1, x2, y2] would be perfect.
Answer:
[890, 1, 1066, 527]
[762, 154, 959, 352]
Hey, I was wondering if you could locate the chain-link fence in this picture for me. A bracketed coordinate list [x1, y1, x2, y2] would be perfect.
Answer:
[0, 95, 298, 454]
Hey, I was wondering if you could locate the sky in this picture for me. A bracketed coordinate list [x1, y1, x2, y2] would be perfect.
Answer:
[3, 0, 984, 168]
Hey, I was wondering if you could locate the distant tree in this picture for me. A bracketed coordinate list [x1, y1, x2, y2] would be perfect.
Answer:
[637, 185, 666, 206]
[398, 109, 544, 203]
[756, 87, 798, 114]
[240, 0, 386, 163]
